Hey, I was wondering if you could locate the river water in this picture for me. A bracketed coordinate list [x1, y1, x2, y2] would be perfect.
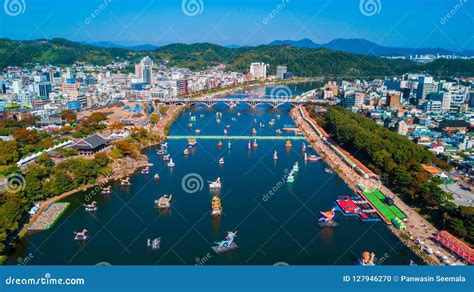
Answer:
[8, 83, 420, 265]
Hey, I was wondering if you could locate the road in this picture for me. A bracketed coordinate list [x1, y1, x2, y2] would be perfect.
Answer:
[292, 106, 465, 266]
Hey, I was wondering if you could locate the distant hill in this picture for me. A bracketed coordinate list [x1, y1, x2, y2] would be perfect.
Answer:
[269, 38, 320, 48]
[1, 38, 473, 77]
[0, 38, 132, 69]
[86, 41, 158, 51]
[269, 38, 472, 57]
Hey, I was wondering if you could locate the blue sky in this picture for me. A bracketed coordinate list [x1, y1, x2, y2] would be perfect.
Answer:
[0, 0, 473, 50]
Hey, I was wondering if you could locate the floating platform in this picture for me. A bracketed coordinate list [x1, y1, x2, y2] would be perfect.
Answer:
[335, 196, 382, 222]
[29, 202, 70, 231]
[358, 187, 406, 224]
[212, 242, 238, 254]
[336, 196, 359, 214]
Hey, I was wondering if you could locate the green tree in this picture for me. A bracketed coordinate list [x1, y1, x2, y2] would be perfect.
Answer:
[0, 140, 19, 165]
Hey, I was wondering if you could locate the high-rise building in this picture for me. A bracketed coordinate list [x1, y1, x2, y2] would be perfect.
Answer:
[135, 56, 153, 84]
[448, 91, 468, 112]
[0, 80, 6, 94]
[177, 79, 188, 96]
[33, 82, 52, 98]
[12, 81, 21, 94]
[33, 75, 51, 98]
[386, 91, 401, 108]
[62, 81, 80, 100]
[276, 65, 287, 79]
[344, 91, 365, 109]
[249, 62, 267, 80]
[416, 75, 437, 105]
[397, 120, 409, 135]
[423, 100, 442, 114]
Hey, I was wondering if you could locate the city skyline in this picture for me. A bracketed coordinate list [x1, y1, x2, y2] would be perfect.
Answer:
[0, 0, 473, 51]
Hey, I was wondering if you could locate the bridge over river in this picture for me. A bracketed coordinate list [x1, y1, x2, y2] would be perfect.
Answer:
[153, 88, 335, 108]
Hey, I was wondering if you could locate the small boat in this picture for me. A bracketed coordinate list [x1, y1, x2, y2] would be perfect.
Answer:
[217, 141, 223, 148]
[237, 112, 241, 116]
[253, 139, 258, 148]
[292, 162, 299, 172]
[253, 118, 257, 124]
[223, 129, 228, 135]
[212, 231, 238, 254]
[308, 155, 321, 162]
[276, 114, 281, 119]
[228, 141, 231, 148]
[252, 128, 257, 135]
[200, 114, 205, 118]
[147, 237, 161, 250]
[304, 152, 308, 162]
[84, 201, 97, 212]
[232, 117, 237, 122]
[188, 122, 193, 128]
[188, 138, 197, 146]
[141, 166, 150, 174]
[163, 154, 170, 161]
[302, 143, 306, 153]
[183, 148, 189, 155]
[209, 177, 222, 189]
[324, 168, 334, 174]
[211, 195, 222, 215]
[225, 125, 231, 129]
[167, 158, 175, 167]
[269, 119, 275, 126]
[160, 142, 168, 149]
[409, 260, 417, 266]
[287, 174, 295, 183]
[155, 195, 172, 209]
[189, 116, 197, 122]
[154, 174, 160, 181]
[248, 140, 251, 150]
[219, 157, 224, 165]
[276, 129, 282, 135]
[273, 150, 278, 160]
[259, 123, 265, 128]
[120, 177, 131, 186]
[73, 229, 88, 241]
[102, 186, 112, 194]
[285, 140, 292, 147]
[157, 149, 166, 155]
[195, 129, 201, 135]
[216, 118, 221, 124]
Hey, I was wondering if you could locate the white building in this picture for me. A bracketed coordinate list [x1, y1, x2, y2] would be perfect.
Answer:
[249, 62, 267, 80]
[276, 65, 287, 79]
[135, 56, 153, 84]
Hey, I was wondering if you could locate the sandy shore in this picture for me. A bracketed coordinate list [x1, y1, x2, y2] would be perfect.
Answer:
[290, 106, 458, 265]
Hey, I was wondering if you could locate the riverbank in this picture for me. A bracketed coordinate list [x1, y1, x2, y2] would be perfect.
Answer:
[21, 105, 183, 235]
[290, 106, 451, 266]
[187, 78, 322, 99]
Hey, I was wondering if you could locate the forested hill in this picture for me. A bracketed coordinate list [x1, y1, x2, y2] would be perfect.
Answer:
[1, 38, 473, 77]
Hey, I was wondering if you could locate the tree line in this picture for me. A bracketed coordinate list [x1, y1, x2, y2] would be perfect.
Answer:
[313, 106, 473, 245]
[2, 38, 474, 77]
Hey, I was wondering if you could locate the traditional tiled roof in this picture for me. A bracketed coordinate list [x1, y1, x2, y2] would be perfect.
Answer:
[75, 134, 108, 150]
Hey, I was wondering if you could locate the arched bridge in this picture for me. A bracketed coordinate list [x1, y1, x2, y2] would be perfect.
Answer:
[154, 97, 329, 109]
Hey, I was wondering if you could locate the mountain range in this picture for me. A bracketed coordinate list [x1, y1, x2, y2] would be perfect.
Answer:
[1, 38, 473, 77]
[83, 41, 159, 51]
[268, 38, 474, 57]
[84, 38, 474, 57]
